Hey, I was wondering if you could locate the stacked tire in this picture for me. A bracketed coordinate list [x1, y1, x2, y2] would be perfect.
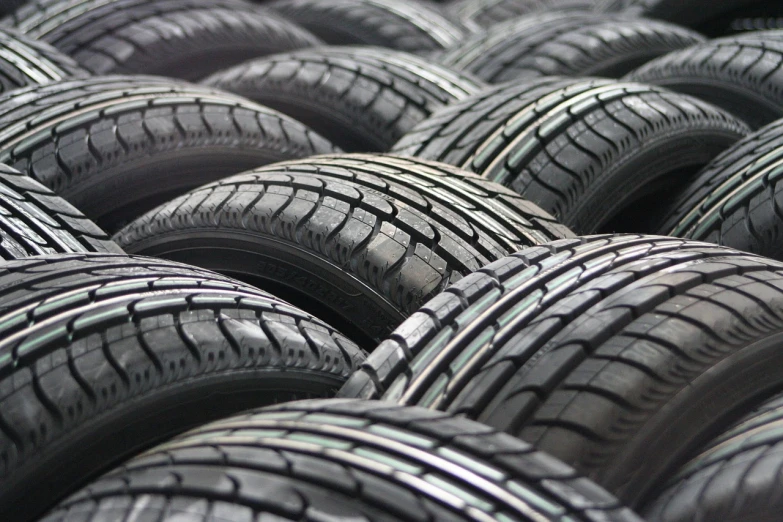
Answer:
[0, 0, 781, 521]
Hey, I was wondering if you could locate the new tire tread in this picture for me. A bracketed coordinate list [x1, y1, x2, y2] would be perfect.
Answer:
[3, 0, 321, 80]
[643, 391, 783, 522]
[340, 234, 783, 506]
[0, 254, 363, 522]
[267, 0, 466, 53]
[392, 78, 748, 234]
[204, 46, 486, 152]
[0, 163, 121, 258]
[115, 154, 573, 346]
[43, 399, 643, 522]
[627, 31, 783, 129]
[658, 118, 783, 261]
[439, 12, 705, 84]
[0, 75, 336, 232]
[450, 0, 596, 31]
[0, 26, 86, 93]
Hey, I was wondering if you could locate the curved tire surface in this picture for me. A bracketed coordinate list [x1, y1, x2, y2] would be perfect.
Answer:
[204, 46, 485, 152]
[0, 254, 363, 522]
[340, 234, 783, 506]
[115, 154, 573, 347]
[42, 399, 643, 522]
[3, 0, 321, 80]
[0, 76, 336, 232]
[392, 78, 748, 234]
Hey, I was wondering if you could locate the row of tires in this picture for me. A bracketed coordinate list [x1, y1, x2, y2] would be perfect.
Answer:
[0, 0, 781, 522]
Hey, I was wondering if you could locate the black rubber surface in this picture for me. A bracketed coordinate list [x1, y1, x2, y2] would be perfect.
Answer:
[644, 391, 783, 521]
[392, 78, 749, 234]
[116, 154, 573, 347]
[596, 0, 769, 29]
[0, 254, 364, 522]
[267, 0, 466, 53]
[0, 76, 336, 233]
[658, 119, 783, 261]
[627, 31, 783, 129]
[339, 234, 783, 507]
[0, 26, 86, 93]
[0, 0, 26, 17]
[204, 46, 486, 152]
[42, 399, 644, 522]
[2, 0, 321, 80]
[450, 0, 596, 32]
[439, 12, 704, 84]
[0, 163, 121, 258]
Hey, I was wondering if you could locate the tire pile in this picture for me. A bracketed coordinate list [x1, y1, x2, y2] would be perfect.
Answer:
[0, 0, 782, 521]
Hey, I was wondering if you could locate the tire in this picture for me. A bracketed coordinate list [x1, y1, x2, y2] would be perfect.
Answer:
[643, 391, 783, 522]
[391, 78, 749, 234]
[2, 0, 321, 81]
[267, 0, 466, 53]
[657, 120, 783, 261]
[115, 153, 573, 347]
[0, 76, 336, 233]
[339, 234, 783, 507]
[42, 399, 643, 522]
[439, 12, 705, 84]
[0, 163, 121, 258]
[720, 2, 783, 35]
[627, 31, 783, 129]
[595, 0, 769, 29]
[0, 26, 87, 93]
[450, 0, 597, 31]
[203, 46, 486, 152]
[0, 254, 364, 522]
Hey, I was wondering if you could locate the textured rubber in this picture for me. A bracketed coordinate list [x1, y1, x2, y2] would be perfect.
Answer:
[644, 391, 783, 521]
[450, 0, 596, 32]
[658, 119, 783, 261]
[627, 31, 783, 129]
[2, 0, 321, 80]
[0, 254, 363, 522]
[116, 153, 573, 347]
[268, 0, 466, 53]
[339, 234, 783, 506]
[720, 2, 783, 35]
[0, 75, 336, 232]
[43, 399, 644, 522]
[596, 0, 769, 28]
[204, 46, 486, 152]
[439, 12, 705, 84]
[392, 78, 749, 234]
[0, 163, 121, 258]
[0, 26, 86, 93]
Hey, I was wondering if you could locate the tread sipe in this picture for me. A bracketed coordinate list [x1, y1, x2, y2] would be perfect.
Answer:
[658, 119, 783, 261]
[439, 12, 704, 84]
[267, 0, 466, 53]
[339, 234, 783, 507]
[0, 75, 336, 232]
[450, 0, 596, 32]
[2, 0, 321, 81]
[392, 78, 748, 234]
[627, 31, 783, 129]
[204, 46, 486, 152]
[643, 391, 783, 522]
[115, 153, 573, 347]
[0, 254, 363, 522]
[0, 163, 121, 258]
[42, 399, 643, 522]
[0, 26, 86, 93]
